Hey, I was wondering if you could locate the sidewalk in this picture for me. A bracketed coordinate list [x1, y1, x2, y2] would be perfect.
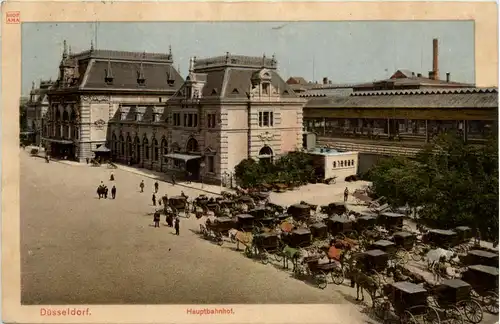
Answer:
[114, 164, 229, 196]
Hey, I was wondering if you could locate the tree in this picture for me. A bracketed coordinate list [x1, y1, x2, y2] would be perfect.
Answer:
[234, 151, 316, 188]
[368, 133, 499, 241]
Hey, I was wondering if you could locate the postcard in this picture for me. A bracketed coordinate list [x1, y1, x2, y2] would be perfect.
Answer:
[2, 1, 499, 324]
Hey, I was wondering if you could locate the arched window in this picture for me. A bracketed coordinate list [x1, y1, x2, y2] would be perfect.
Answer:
[347, 160, 350, 167]
[186, 138, 199, 153]
[333, 161, 336, 168]
[351, 159, 355, 166]
[119, 134, 125, 155]
[55, 110, 61, 121]
[127, 135, 132, 157]
[161, 138, 168, 163]
[143, 136, 149, 160]
[63, 110, 69, 121]
[153, 138, 159, 161]
[258, 145, 273, 163]
[112, 133, 118, 153]
[340, 161, 344, 167]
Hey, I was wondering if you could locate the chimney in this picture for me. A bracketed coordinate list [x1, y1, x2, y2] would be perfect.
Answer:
[417, 73, 422, 77]
[328, 80, 332, 84]
[432, 38, 439, 80]
[428, 71, 434, 79]
[412, 72, 415, 77]
[323, 77, 328, 85]
[446, 72, 450, 82]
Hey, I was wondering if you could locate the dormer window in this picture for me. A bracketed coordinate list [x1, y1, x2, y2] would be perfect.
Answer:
[105, 59, 114, 85]
[167, 68, 175, 86]
[262, 83, 269, 95]
[136, 113, 143, 122]
[105, 73, 114, 85]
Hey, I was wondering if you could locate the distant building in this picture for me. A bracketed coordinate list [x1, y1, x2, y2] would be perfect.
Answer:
[25, 80, 55, 145]
[43, 41, 183, 161]
[108, 54, 306, 184]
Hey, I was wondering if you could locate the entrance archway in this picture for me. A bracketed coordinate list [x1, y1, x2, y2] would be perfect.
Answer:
[185, 138, 200, 181]
[186, 138, 199, 153]
[259, 145, 273, 163]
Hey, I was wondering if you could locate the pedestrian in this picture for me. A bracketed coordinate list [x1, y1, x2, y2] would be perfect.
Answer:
[153, 210, 160, 228]
[187, 171, 193, 184]
[154, 181, 159, 193]
[344, 187, 349, 202]
[104, 186, 108, 199]
[86, 157, 89, 164]
[174, 216, 180, 235]
[140, 180, 145, 193]
[110, 173, 114, 181]
[172, 174, 176, 186]
[111, 185, 116, 199]
[152, 193, 156, 206]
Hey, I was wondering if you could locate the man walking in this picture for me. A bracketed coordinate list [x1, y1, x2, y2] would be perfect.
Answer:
[172, 174, 176, 186]
[154, 181, 159, 193]
[152, 193, 156, 206]
[344, 187, 349, 202]
[140, 180, 145, 193]
[104, 186, 108, 199]
[111, 185, 117, 199]
[174, 216, 180, 235]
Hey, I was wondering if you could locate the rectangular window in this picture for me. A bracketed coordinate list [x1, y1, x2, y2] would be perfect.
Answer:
[259, 111, 274, 127]
[193, 114, 198, 127]
[145, 146, 150, 159]
[174, 159, 183, 169]
[173, 113, 181, 126]
[163, 147, 168, 163]
[207, 114, 216, 128]
[184, 113, 188, 126]
[207, 156, 214, 173]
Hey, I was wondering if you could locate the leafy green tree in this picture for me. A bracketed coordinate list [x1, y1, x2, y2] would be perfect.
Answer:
[368, 133, 499, 241]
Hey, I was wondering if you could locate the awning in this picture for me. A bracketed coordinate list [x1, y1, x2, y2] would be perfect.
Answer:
[93, 146, 111, 153]
[164, 153, 202, 162]
[41, 137, 73, 144]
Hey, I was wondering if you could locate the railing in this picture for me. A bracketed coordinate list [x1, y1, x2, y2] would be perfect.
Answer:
[317, 140, 421, 157]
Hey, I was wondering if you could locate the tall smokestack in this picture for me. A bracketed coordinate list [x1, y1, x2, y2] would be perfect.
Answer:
[432, 38, 439, 80]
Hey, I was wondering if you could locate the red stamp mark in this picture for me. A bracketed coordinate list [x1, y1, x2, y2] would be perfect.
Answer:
[6, 11, 20, 24]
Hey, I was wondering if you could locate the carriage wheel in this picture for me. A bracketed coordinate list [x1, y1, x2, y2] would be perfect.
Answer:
[458, 300, 483, 324]
[395, 249, 410, 265]
[314, 270, 328, 290]
[274, 252, 283, 262]
[401, 310, 418, 324]
[423, 306, 441, 324]
[446, 306, 464, 324]
[260, 252, 269, 265]
[373, 299, 391, 321]
[215, 232, 224, 246]
[483, 291, 499, 314]
[244, 246, 253, 258]
[330, 267, 344, 285]
[411, 245, 424, 261]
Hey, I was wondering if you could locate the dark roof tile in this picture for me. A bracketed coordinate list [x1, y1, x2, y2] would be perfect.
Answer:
[82, 59, 183, 91]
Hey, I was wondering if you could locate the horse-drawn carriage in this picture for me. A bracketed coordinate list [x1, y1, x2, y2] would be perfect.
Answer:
[200, 216, 235, 245]
[282, 228, 312, 248]
[294, 254, 344, 289]
[249, 232, 283, 264]
[309, 222, 328, 240]
[287, 204, 311, 222]
[423, 229, 458, 249]
[461, 264, 499, 315]
[167, 196, 190, 218]
[236, 214, 255, 232]
[326, 216, 357, 239]
[374, 281, 441, 323]
[426, 279, 483, 324]
[378, 212, 405, 231]
[465, 249, 499, 268]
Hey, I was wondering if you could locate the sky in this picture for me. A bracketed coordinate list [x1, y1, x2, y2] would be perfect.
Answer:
[21, 21, 474, 96]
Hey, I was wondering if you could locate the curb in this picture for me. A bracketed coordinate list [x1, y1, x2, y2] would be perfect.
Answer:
[115, 165, 223, 196]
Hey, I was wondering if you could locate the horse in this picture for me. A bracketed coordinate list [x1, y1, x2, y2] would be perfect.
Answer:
[282, 245, 302, 270]
[348, 266, 381, 306]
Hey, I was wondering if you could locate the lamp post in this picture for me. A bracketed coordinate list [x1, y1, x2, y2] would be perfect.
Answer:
[200, 161, 206, 189]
